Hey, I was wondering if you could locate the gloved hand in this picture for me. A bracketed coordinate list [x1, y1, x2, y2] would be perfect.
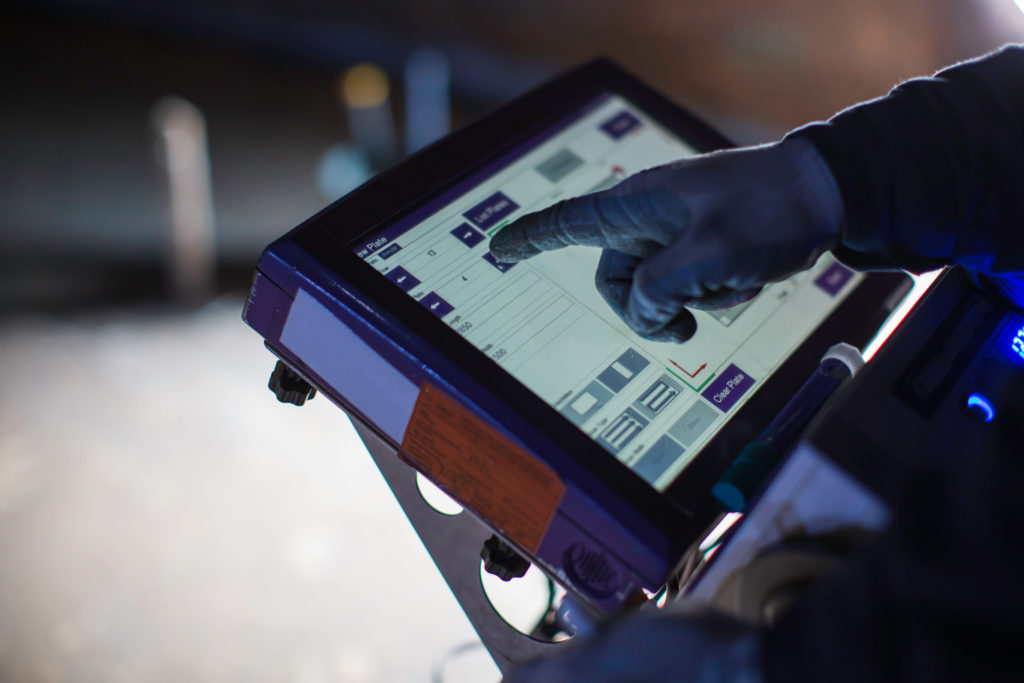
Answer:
[489, 137, 844, 342]
[506, 609, 763, 683]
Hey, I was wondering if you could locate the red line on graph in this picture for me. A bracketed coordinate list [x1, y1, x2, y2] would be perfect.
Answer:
[669, 360, 706, 379]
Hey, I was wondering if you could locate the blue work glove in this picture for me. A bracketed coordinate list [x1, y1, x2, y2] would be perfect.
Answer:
[506, 610, 763, 683]
[489, 137, 844, 342]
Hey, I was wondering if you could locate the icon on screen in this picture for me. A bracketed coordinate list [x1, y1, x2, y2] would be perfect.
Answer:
[421, 292, 454, 318]
[385, 266, 420, 291]
[599, 407, 648, 453]
[451, 223, 485, 248]
[562, 380, 613, 426]
[633, 435, 686, 486]
[378, 243, 403, 260]
[600, 111, 642, 139]
[636, 377, 680, 414]
[483, 252, 516, 273]
[813, 262, 854, 296]
[596, 348, 650, 393]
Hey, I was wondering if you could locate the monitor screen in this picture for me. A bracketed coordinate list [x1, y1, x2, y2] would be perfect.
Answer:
[353, 93, 861, 491]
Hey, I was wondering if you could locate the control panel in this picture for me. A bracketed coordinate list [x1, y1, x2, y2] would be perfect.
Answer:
[804, 267, 1024, 500]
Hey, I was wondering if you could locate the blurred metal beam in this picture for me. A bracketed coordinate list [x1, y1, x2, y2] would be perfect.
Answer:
[152, 96, 216, 303]
[16, 0, 554, 105]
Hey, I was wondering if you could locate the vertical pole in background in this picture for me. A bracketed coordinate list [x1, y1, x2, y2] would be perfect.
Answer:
[339, 64, 400, 171]
[151, 96, 216, 303]
[404, 48, 451, 155]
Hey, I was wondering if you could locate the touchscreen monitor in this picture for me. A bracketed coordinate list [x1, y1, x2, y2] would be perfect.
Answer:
[353, 93, 862, 492]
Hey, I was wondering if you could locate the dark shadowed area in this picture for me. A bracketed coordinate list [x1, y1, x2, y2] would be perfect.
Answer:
[1, 1, 1021, 680]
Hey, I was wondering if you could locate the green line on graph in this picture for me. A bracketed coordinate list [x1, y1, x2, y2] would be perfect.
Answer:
[488, 220, 510, 237]
[668, 367, 716, 393]
[695, 373, 715, 391]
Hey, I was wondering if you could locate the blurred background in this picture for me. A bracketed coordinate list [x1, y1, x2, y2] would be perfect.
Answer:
[1, 0, 1022, 680]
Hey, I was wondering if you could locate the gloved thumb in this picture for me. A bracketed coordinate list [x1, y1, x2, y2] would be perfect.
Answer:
[624, 274, 690, 339]
[596, 249, 698, 342]
[623, 253, 761, 338]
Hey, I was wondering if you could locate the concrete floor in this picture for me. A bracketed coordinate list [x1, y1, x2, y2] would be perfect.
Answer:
[0, 299, 500, 682]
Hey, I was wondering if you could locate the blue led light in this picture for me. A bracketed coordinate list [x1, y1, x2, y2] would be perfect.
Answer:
[966, 393, 995, 423]
[1012, 325, 1024, 361]
[995, 314, 1024, 366]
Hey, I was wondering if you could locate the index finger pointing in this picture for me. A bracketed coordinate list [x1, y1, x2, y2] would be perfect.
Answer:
[489, 194, 614, 262]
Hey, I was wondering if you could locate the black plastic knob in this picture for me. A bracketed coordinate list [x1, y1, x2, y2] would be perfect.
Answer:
[268, 361, 317, 406]
[480, 535, 530, 581]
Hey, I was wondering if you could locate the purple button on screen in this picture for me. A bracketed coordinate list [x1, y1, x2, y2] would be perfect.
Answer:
[814, 262, 855, 296]
[451, 223, 485, 248]
[483, 252, 516, 273]
[701, 364, 756, 413]
[600, 111, 641, 140]
[378, 243, 403, 259]
[463, 192, 519, 231]
[421, 292, 454, 318]
[385, 266, 420, 291]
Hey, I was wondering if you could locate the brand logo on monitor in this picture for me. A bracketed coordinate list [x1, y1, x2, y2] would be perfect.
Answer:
[562, 543, 620, 599]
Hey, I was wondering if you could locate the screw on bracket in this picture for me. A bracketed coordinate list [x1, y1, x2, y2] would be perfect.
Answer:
[480, 535, 530, 581]
[268, 361, 317, 406]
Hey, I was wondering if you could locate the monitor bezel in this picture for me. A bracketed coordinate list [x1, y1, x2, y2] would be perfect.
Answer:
[279, 58, 909, 567]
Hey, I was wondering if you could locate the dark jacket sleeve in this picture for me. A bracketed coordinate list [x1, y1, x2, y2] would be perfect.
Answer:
[763, 374, 1024, 682]
[791, 46, 1024, 280]
[768, 49, 1024, 681]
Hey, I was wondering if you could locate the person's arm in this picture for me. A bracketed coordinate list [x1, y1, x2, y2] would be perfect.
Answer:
[508, 382, 1024, 683]
[764, 374, 1024, 682]
[506, 609, 764, 683]
[491, 46, 1024, 338]
[793, 46, 1024, 278]
[494, 47, 1024, 682]
[489, 137, 845, 342]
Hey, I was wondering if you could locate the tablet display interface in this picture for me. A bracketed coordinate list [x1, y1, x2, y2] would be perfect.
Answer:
[353, 94, 861, 491]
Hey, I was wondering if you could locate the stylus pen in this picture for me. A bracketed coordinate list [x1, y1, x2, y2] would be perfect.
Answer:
[711, 343, 864, 512]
